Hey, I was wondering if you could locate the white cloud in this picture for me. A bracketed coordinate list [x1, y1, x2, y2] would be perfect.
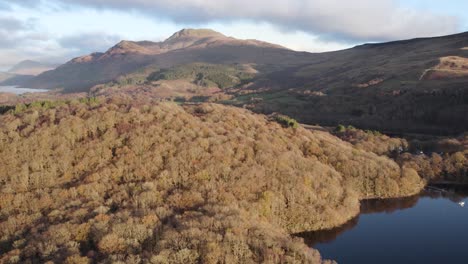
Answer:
[206, 21, 351, 52]
[47, 0, 460, 41]
[59, 32, 122, 53]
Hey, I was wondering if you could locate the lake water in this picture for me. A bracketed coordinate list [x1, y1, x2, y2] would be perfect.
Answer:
[298, 187, 468, 264]
[0, 86, 49, 95]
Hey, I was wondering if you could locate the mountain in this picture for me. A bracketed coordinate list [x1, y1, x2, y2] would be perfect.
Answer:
[8, 60, 57, 76]
[0, 74, 34, 86]
[1, 60, 55, 86]
[24, 29, 468, 134]
[0, 72, 16, 83]
[25, 28, 303, 92]
[0, 71, 34, 87]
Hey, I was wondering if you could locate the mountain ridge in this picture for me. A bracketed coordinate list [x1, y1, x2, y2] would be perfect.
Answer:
[24, 28, 299, 91]
[71, 28, 287, 62]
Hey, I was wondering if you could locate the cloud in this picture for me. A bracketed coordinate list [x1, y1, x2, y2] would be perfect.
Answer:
[42, 0, 460, 42]
[0, 1, 11, 10]
[59, 32, 122, 53]
[0, 32, 122, 70]
[0, 16, 114, 69]
[0, 17, 29, 30]
[0, 17, 35, 48]
[0, 0, 40, 9]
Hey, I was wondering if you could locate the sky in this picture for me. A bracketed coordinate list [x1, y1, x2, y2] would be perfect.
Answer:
[0, 0, 467, 71]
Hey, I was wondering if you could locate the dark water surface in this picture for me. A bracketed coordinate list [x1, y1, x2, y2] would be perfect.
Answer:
[298, 187, 468, 264]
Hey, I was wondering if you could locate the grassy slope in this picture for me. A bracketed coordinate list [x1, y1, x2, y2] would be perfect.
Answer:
[147, 63, 255, 89]
[99, 62, 255, 89]
[90, 63, 255, 102]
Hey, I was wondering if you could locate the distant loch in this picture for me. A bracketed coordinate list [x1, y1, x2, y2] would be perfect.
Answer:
[0, 86, 49, 95]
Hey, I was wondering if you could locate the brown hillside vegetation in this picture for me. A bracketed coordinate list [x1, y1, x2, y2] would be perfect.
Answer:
[0, 100, 423, 263]
[333, 125, 408, 156]
[333, 126, 467, 183]
[422, 56, 468, 80]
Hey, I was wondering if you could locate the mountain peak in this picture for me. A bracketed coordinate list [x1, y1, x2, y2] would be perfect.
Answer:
[165, 28, 225, 41]
[105, 40, 163, 56]
[9, 60, 43, 70]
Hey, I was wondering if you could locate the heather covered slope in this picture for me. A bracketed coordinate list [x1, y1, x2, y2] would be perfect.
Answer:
[0, 100, 422, 263]
[237, 32, 468, 134]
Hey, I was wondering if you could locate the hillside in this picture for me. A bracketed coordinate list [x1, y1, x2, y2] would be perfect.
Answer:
[0, 74, 35, 86]
[89, 63, 255, 101]
[0, 60, 55, 87]
[0, 100, 423, 263]
[0, 72, 16, 83]
[8, 60, 57, 76]
[238, 32, 468, 134]
[0, 72, 34, 87]
[23, 29, 468, 134]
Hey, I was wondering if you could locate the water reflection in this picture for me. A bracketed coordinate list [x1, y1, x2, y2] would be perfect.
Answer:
[299, 217, 360, 247]
[360, 195, 419, 214]
[425, 184, 468, 204]
[296, 185, 468, 247]
[298, 195, 420, 247]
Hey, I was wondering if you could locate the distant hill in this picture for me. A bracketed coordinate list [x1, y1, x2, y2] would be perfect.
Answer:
[8, 60, 57, 76]
[0, 72, 16, 83]
[24, 29, 468, 134]
[0, 71, 34, 87]
[0, 74, 34, 86]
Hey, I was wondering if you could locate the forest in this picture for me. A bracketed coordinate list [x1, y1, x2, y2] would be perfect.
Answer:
[333, 125, 467, 183]
[0, 98, 427, 263]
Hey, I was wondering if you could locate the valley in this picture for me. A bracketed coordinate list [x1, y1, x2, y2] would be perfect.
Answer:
[0, 28, 467, 264]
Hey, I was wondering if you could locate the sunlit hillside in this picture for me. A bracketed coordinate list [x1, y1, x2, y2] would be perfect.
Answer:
[0, 99, 423, 263]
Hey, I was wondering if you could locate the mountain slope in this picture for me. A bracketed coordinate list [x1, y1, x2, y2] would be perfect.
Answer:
[25, 29, 302, 92]
[0, 72, 16, 83]
[0, 74, 34, 86]
[0, 72, 34, 87]
[231, 32, 468, 134]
